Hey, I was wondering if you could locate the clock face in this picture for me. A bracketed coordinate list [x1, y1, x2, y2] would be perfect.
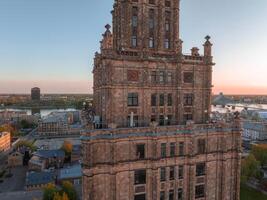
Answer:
[127, 70, 139, 82]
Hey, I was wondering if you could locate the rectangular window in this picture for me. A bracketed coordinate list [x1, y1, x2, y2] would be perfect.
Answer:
[159, 71, 165, 83]
[196, 163, 206, 176]
[160, 191, 165, 200]
[151, 93, 157, 106]
[128, 93, 138, 106]
[170, 142, 175, 157]
[167, 72, 172, 83]
[161, 143, 166, 158]
[178, 142, 184, 156]
[159, 94, 164, 106]
[165, 0, 171, 7]
[164, 38, 170, 49]
[149, 37, 154, 48]
[136, 144, 145, 159]
[169, 190, 174, 200]
[127, 115, 139, 127]
[134, 170, 146, 185]
[178, 165, 184, 179]
[195, 185, 205, 198]
[184, 72, 194, 83]
[198, 139, 206, 154]
[166, 115, 172, 125]
[184, 114, 193, 122]
[134, 194, 146, 200]
[160, 168, 166, 182]
[132, 15, 138, 27]
[159, 115, 165, 126]
[167, 94, 172, 106]
[178, 188, 183, 200]
[151, 71, 157, 83]
[184, 94, 193, 106]
[132, 36, 137, 47]
[169, 166, 175, 180]
[151, 115, 156, 122]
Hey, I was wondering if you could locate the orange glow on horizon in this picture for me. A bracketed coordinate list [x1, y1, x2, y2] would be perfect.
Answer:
[213, 85, 267, 95]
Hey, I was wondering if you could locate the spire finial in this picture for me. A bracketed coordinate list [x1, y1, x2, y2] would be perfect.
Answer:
[105, 24, 111, 31]
[205, 35, 211, 41]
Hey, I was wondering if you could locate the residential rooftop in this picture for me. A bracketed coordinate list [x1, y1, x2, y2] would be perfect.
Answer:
[25, 171, 54, 186]
[58, 164, 82, 180]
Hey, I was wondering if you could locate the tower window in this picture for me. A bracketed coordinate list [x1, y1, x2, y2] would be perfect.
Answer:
[195, 185, 205, 198]
[127, 115, 139, 127]
[151, 93, 157, 106]
[197, 139, 206, 154]
[159, 94, 164, 106]
[159, 71, 165, 83]
[160, 167, 166, 181]
[151, 71, 157, 83]
[167, 94, 172, 106]
[136, 144, 145, 159]
[159, 115, 165, 126]
[134, 194, 146, 200]
[149, 37, 154, 48]
[134, 170, 146, 185]
[149, 0, 155, 4]
[170, 142, 175, 157]
[196, 163, 206, 176]
[178, 188, 183, 200]
[167, 115, 172, 125]
[178, 165, 184, 179]
[132, 16, 138, 27]
[165, 0, 171, 7]
[160, 191, 165, 200]
[161, 143, 167, 158]
[179, 142, 184, 156]
[184, 94, 193, 106]
[169, 190, 174, 200]
[169, 166, 175, 180]
[184, 72, 194, 83]
[184, 113, 193, 121]
[128, 93, 138, 106]
[164, 39, 170, 49]
[167, 72, 172, 83]
[132, 36, 137, 47]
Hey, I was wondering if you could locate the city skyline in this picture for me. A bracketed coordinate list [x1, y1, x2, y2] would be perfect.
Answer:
[1, 0, 267, 94]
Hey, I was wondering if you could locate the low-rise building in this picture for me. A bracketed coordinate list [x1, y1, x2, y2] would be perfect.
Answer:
[25, 171, 54, 190]
[242, 121, 267, 141]
[29, 149, 65, 171]
[58, 164, 82, 185]
[37, 111, 81, 137]
[0, 132, 11, 153]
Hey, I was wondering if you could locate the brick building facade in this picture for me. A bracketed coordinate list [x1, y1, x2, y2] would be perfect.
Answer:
[82, 0, 241, 199]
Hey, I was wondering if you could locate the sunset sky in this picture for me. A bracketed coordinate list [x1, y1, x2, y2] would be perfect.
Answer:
[1, 0, 267, 94]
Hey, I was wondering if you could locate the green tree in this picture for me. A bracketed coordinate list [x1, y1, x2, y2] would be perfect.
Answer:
[241, 154, 260, 183]
[43, 183, 58, 200]
[61, 181, 77, 200]
[252, 144, 267, 167]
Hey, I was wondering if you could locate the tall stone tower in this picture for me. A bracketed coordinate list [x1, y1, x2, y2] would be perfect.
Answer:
[93, 0, 212, 128]
[82, 0, 241, 200]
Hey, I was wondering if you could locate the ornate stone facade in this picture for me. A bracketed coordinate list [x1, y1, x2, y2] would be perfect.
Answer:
[82, 0, 241, 199]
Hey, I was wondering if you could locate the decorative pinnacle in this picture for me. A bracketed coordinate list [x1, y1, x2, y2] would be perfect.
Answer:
[105, 24, 111, 31]
[205, 35, 211, 41]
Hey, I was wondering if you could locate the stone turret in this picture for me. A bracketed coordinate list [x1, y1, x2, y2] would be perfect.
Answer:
[100, 24, 113, 52]
[203, 35, 213, 63]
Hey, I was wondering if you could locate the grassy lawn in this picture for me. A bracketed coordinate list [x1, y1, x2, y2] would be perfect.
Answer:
[240, 184, 267, 200]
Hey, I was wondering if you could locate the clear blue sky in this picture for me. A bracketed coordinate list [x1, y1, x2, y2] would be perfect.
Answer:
[1, 0, 267, 94]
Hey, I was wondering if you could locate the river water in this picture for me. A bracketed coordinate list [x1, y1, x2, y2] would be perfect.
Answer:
[0, 108, 77, 117]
